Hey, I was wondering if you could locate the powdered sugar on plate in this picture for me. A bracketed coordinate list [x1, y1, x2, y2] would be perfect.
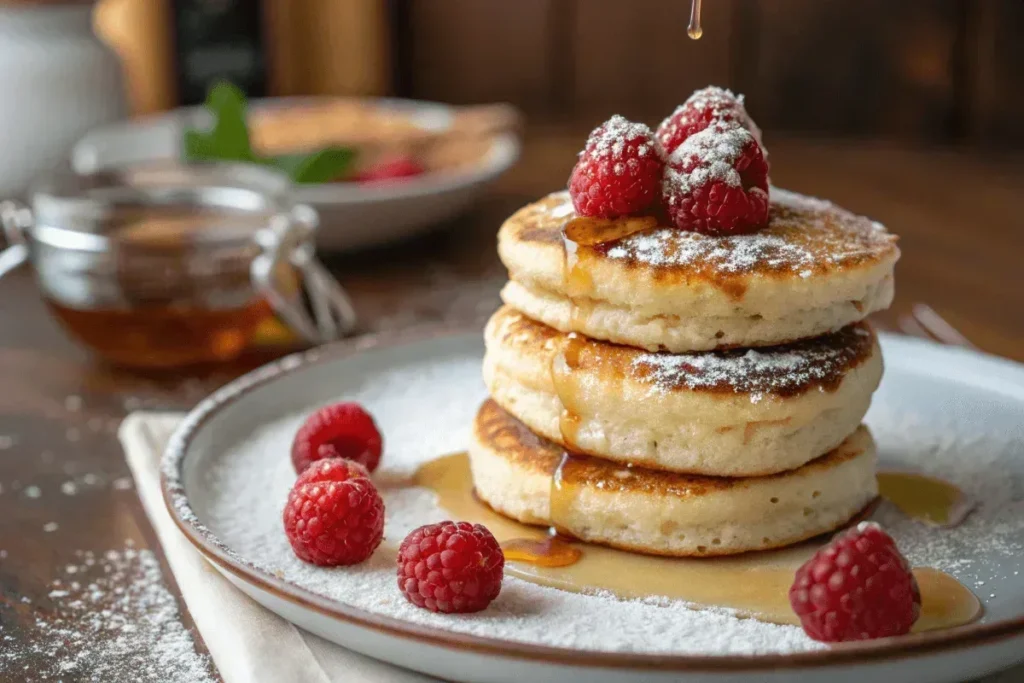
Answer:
[188, 338, 1024, 657]
[199, 354, 823, 656]
[866, 399, 1024, 595]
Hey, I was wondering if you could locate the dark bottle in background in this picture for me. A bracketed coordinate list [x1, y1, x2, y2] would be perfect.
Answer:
[95, 0, 391, 116]
[171, 0, 269, 104]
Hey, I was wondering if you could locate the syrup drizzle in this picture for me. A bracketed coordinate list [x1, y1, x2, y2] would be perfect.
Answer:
[688, 0, 703, 40]
[414, 453, 982, 631]
[549, 450, 589, 537]
[556, 217, 661, 448]
[549, 333, 588, 453]
[563, 216, 657, 247]
[877, 471, 975, 528]
[560, 216, 658, 333]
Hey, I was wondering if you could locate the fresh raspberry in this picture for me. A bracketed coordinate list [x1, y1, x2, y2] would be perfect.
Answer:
[396, 521, 504, 613]
[656, 86, 764, 157]
[789, 522, 921, 642]
[291, 402, 383, 474]
[295, 457, 369, 486]
[662, 122, 769, 236]
[568, 115, 664, 218]
[283, 457, 385, 566]
[354, 156, 424, 183]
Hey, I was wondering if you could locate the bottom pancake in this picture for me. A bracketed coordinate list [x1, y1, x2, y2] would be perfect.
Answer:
[469, 400, 878, 557]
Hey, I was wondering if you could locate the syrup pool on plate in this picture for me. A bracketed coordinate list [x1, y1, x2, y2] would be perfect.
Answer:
[877, 471, 975, 528]
[414, 452, 982, 630]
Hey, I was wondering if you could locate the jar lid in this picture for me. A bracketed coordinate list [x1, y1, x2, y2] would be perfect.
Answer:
[27, 162, 291, 253]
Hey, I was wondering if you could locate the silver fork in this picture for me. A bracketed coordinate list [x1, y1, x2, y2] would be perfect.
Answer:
[874, 303, 976, 349]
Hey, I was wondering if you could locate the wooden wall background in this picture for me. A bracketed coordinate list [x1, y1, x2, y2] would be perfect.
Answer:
[391, 0, 1024, 148]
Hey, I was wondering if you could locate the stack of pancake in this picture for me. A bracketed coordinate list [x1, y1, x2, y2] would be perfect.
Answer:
[470, 188, 900, 556]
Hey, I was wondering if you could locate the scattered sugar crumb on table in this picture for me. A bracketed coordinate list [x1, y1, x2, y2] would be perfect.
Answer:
[0, 549, 214, 682]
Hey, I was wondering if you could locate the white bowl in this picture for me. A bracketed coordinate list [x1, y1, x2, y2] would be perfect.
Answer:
[71, 97, 520, 252]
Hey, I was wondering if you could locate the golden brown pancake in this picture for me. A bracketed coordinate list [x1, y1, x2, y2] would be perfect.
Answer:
[469, 400, 879, 556]
[484, 306, 882, 475]
[498, 189, 899, 352]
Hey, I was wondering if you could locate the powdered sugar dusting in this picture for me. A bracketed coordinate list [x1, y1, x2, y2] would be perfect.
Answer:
[606, 225, 813, 273]
[664, 87, 749, 128]
[631, 325, 873, 398]
[656, 87, 766, 159]
[0, 549, 214, 681]
[665, 123, 752, 193]
[582, 115, 654, 161]
[598, 186, 896, 275]
[176, 338, 1024, 658]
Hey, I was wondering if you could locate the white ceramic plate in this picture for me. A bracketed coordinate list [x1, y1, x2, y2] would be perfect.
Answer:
[71, 98, 520, 252]
[162, 329, 1024, 683]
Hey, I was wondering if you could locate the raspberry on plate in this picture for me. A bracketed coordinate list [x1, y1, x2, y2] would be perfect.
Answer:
[662, 121, 769, 236]
[291, 402, 383, 474]
[295, 457, 369, 485]
[397, 521, 504, 614]
[354, 155, 424, 183]
[568, 115, 664, 219]
[283, 457, 385, 566]
[655, 86, 763, 157]
[789, 521, 921, 642]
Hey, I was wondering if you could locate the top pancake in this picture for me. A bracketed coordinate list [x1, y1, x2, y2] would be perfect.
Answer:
[498, 189, 899, 352]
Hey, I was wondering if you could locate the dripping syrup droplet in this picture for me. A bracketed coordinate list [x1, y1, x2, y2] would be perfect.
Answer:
[688, 0, 703, 39]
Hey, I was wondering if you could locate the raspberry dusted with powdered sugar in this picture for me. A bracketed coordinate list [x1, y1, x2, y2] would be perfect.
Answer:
[789, 522, 921, 643]
[568, 115, 664, 219]
[662, 121, 769, 236]
[283, 457, 385, 566]
[656, 86, 764, 158]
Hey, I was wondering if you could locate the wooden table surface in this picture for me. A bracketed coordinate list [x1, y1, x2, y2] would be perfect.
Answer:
[0, 132, 1021, 680]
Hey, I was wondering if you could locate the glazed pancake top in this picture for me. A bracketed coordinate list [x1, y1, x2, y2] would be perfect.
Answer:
[498, 189, 900, 331]
[504, 189, 897, 284]
[474, 398, 872, 497]
[490, 305, 876, 401]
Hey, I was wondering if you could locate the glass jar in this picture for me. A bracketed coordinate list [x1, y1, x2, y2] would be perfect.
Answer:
[0, 163, 355, 368]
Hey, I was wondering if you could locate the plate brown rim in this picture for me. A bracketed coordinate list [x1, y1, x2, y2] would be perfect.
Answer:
[161, 325, 1024, 674]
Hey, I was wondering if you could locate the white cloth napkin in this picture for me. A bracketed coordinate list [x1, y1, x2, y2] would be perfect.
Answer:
[119, 411, 1021, 683]
[118, 412, 435, 683]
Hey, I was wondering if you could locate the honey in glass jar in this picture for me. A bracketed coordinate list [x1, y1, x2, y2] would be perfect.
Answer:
[1, 163, 355, 369]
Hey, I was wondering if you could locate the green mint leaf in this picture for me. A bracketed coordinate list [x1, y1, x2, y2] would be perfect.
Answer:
[206, 81, 254, 161]
[269, 147, 357, 184]
[181, 80, 256, 163]
[181, 80, 358, 184]
[182, 129, 219, 162]
[262, 153, 311, 177]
